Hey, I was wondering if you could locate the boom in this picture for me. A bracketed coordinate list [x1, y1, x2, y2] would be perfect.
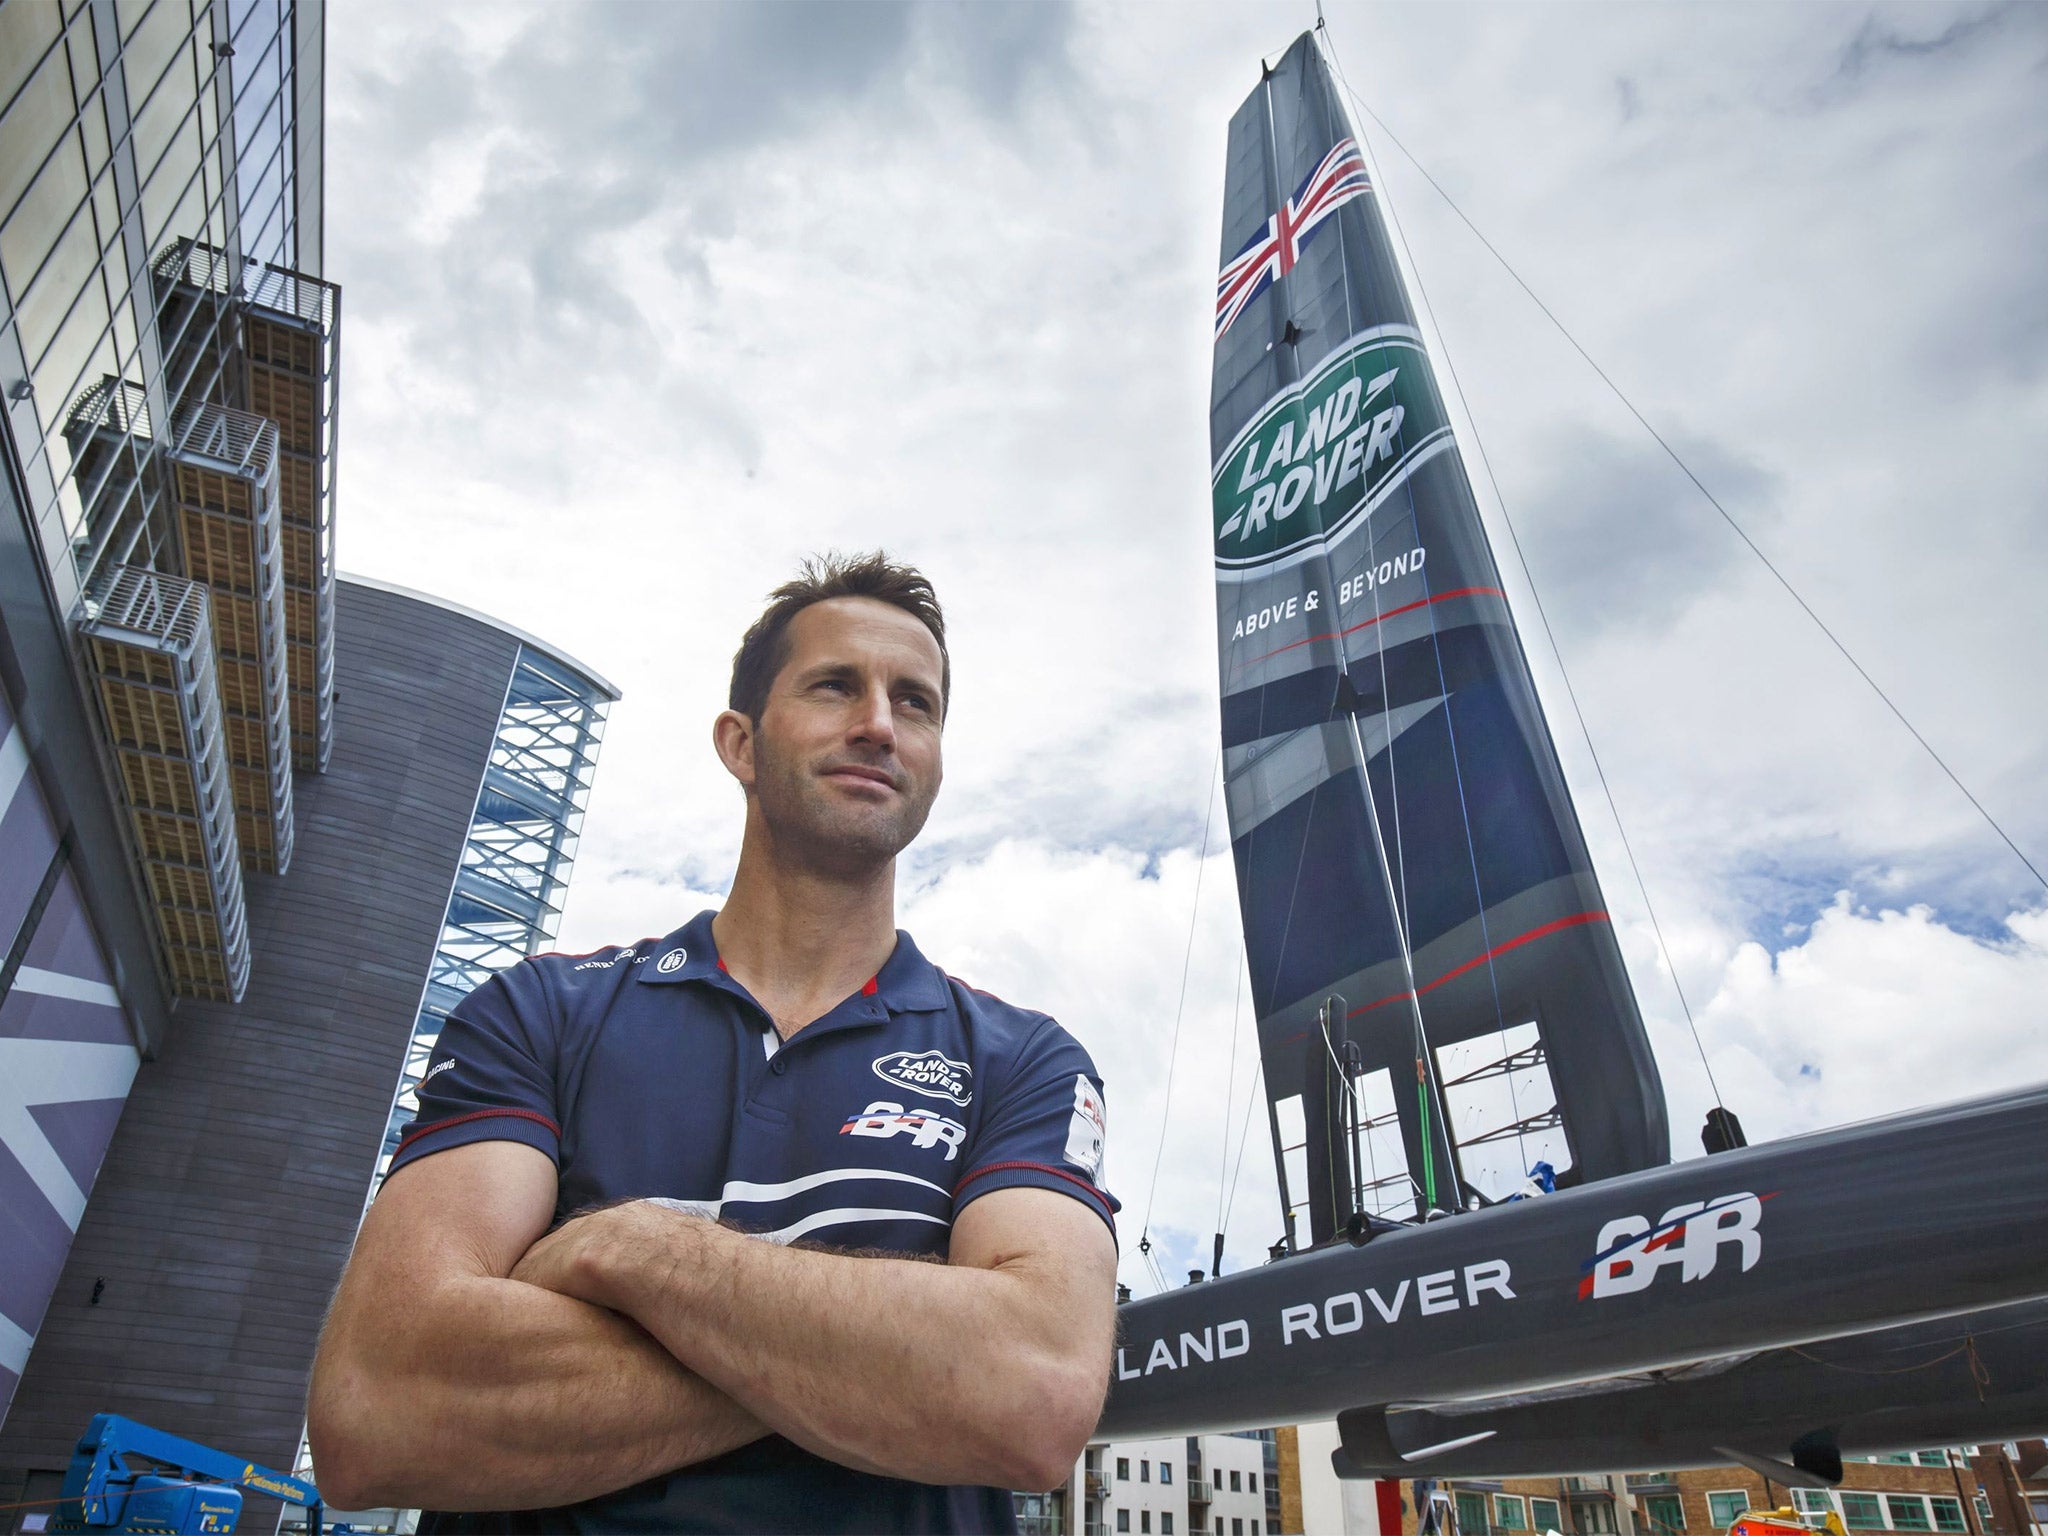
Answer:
[57, 1414, 323, 1534]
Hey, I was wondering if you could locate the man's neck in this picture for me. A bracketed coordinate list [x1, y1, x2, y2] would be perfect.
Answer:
[712, 833, 899, 1042]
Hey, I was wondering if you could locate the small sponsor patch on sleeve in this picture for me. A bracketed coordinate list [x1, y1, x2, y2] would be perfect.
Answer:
[1063, 1075, 1106, 1179]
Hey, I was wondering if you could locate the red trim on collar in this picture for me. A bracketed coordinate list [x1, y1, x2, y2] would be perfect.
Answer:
[862, 976, 879, 996]
[716, 957, 728, 972]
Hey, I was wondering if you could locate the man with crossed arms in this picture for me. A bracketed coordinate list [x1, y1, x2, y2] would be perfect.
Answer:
[309, 554, 1119, 1532]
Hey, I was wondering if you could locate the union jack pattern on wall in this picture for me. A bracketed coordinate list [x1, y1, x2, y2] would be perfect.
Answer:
[1214, 137, 1371, 339]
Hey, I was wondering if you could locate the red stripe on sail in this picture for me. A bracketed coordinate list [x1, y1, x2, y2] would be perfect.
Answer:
[1278, 910, 1611, 1046]
[1344, 911, 1611, 1020]
[1238, 586, 1505, 669]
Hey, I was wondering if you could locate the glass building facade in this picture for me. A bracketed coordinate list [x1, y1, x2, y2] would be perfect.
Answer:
[379, 645, 615, 1181]
[2, 0, 319, 613]
[0, 0, 332, 1431]
[0, 4, 624, 1495]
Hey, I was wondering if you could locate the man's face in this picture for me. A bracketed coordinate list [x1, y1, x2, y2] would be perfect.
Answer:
[740, 596, 945, 872]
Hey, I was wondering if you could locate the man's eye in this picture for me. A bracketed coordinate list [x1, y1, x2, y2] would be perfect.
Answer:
[900, 694, 931, 713]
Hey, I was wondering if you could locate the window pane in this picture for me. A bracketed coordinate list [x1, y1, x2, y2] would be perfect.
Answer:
[1929, 1499, 1965, 1533]
[0, 44, 75, 225]
[1534, 1499, 1564, 1532]
[1498, 1496, 1528, 1531]
[1886, 1498, 1931, 1532]
[1645, 1496, 1684, 1535]
[1795, 1492, 1834, 1515]
[0, 0, 63, 114]
[1840, 1495, 1885, 1529]
[1708, 1494, 1751, 1528]
[2, 127, 93, 310]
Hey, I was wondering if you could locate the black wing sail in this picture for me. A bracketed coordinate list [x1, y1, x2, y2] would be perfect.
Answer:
[1211, 34, 1668, 1236]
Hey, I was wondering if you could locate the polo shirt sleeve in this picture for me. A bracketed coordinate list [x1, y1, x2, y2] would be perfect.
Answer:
[386, 960, 561, 1178]
[954, 1017, 1120, 1239]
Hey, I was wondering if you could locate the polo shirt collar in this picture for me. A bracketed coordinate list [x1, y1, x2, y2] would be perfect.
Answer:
[637, 909, 951, 1015]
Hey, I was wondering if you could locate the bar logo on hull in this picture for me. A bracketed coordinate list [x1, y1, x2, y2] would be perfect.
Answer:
[1580, 1191, 1773, 1299]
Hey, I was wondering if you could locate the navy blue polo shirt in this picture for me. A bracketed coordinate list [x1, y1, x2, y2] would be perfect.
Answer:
[393, 910, 1118, 1535]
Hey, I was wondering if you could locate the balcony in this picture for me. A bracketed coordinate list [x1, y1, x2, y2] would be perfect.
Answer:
[62, 378, 156, 583]
[166, 403, 293, 874]
[80, 568, 250, 1001]
[153, 242, 342, 773]
[241, 262, 339, 773]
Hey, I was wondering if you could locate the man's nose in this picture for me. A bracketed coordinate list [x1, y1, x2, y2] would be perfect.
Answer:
[848, 684, 896, 749]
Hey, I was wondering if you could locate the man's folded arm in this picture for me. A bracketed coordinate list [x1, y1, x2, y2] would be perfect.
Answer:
[512, 1184, 1118, 1493]
[306, 1139, 765, 1512]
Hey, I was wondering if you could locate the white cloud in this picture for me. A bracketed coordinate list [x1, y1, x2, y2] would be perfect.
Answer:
[1674, 895, 2048, 1144]
[330, 2, 2048, 1296]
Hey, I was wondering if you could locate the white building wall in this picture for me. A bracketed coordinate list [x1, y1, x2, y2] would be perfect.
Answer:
[1294, 1420, 1396, 1536]
[1095, 1435, 1192, 1536]
[1197, 1432, 1271, 1535]
[1079, 1433, 1282, 1536]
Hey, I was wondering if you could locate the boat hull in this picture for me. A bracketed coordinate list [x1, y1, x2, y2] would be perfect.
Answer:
[1335, 1296, 2048, 1477]
[1099, 1082, 2048, 1438]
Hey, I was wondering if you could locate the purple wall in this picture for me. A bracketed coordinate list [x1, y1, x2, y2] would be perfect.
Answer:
[0, 678, 139, 1425]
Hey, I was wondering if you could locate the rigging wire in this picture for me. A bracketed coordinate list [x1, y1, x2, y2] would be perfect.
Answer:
[1139, 746, 1223, 1256]
[1320, 37, 2047, 902]
[1319, 28, 1728, 1104]
[1213, 942, 1247, 1238]
[1321, 1007, 1425, 1207]
[1222, 1058, 1266, 1233]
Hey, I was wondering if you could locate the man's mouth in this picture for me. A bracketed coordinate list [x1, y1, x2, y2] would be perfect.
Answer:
[822, 764, 898, 791]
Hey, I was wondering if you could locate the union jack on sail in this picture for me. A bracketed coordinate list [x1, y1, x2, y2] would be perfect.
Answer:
[1214, 137, 1371, 340]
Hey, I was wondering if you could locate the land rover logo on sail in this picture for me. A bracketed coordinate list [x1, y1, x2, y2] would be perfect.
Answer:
[871, 1050, 973, 1107]
[1212, 330, 1453, 569]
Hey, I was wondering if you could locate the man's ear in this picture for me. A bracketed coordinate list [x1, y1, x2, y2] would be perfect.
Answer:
[712, 709, 757, 790]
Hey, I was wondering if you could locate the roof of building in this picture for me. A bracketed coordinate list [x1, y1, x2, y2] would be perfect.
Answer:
[339, 572, 621, 700]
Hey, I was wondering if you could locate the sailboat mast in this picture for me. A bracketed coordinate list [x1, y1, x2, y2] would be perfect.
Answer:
[1255, 47, 1461, 1226]
[1210, 31, 1668, 1236]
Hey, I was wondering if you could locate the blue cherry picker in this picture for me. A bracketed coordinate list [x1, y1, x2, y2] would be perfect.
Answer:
[44, 1413, 324, 1534]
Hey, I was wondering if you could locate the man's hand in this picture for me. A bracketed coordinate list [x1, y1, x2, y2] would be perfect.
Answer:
[307, 1144, 764, 1512]
[508, 1200, 687, 1305]
[511, 1186, 1117, 1492]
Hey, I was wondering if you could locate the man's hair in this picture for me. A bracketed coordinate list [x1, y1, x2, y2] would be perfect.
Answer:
[728, 551, 949, 722]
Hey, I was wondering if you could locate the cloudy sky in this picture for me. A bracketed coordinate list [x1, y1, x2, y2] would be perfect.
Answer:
[325, 2, 2048, 1293]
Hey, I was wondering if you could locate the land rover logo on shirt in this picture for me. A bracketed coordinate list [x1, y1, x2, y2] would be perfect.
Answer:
[657, 949, 687, 974]
[871, 1049, 973, 1107]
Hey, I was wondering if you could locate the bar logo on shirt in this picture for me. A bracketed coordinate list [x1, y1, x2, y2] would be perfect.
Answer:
[871, 1049, 973, 1107]
[1065, 1076, 1106, 1180]
[841, 1102, 967, 1161]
